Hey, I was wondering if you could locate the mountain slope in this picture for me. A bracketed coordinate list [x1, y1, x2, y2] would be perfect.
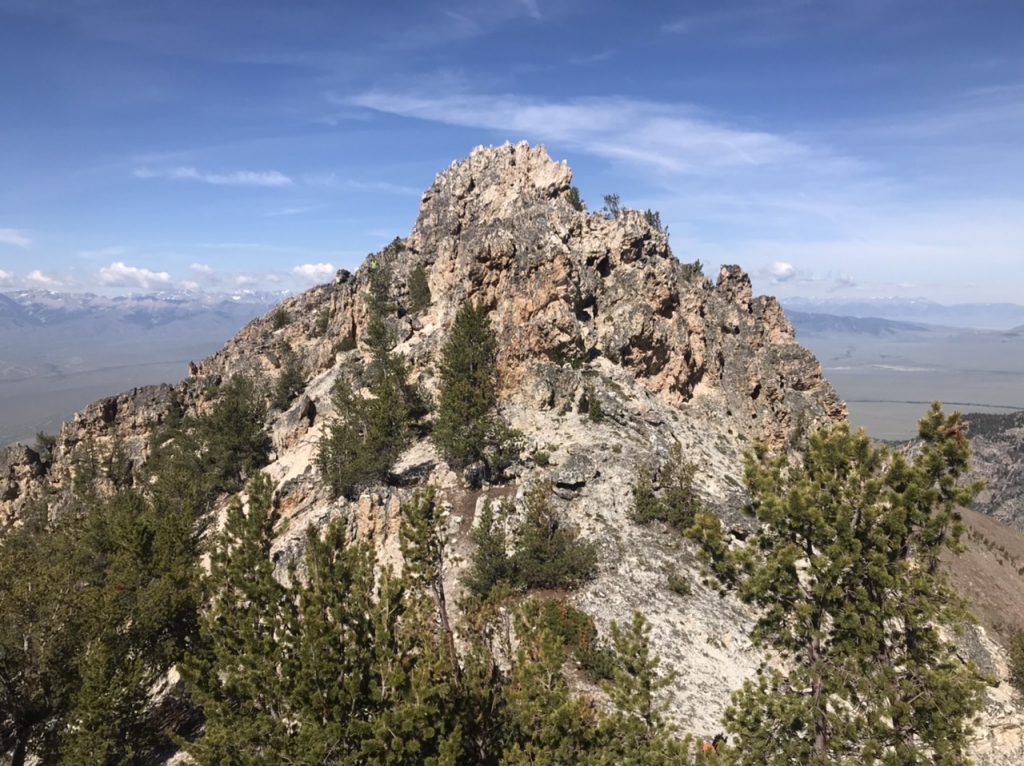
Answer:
[1, 143, 1021, 762]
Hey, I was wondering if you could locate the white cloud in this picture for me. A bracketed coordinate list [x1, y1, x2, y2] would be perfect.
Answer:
[769, 261, 797, 282]
[0, 269, 13, 286]
[348, 91, 855, 176]
[98, 261, 172, 289]
[0, 228, 31, 248]
[134, 166, 293, 188]
[832, 273, 857, 290]
[292, 263, 336, 283]
[190, 263, 214, 276]
[519, 0, 542, 21]
[25, 270, 60, 288]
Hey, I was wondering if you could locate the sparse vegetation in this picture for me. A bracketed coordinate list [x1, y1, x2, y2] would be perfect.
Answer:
[566, 185, 584, 211]
[1009, 631, 1024, 697]
[667, 571, 691, 597]
[533, 450, 550, 467]
[680, 259, 704, 281]
[312, 307, 330, 337]
[407, 264, 431, 313]
[463, 483, 597, 604]
[631, 443, 701, 532]
[270, 306, 290, 330]
[601, 193, 621, 219]
[643, 208, 667, 235]
[271, 345, 305, 409]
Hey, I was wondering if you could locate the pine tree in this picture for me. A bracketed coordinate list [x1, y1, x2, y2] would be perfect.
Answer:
[195, 375, 271, 492]
[432, 300, 515, 475]
[272, 344, 305, 409]
[512, 483, 597, 591]
[408, 264, 432, 314]
[631, 444, 701, 531]
[183, 473, 295, 764]
[691, 404, 986, 764]
[462, 499, 514, 602]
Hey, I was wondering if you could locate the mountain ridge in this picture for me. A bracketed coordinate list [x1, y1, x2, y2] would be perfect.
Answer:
[2, 142, 1022, 762]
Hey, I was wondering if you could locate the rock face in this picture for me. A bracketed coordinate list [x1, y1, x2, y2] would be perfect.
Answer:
[2, 142, 1020, 762]
[965, 411, 1024, 531]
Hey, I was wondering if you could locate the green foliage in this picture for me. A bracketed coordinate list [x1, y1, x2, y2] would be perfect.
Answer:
[195, 376, 271, 492]
[432, 300, 517, 475]
[316, 375, 411, 499]
[517, 598, 616, 682]
[584, 385, 604, 422]
[513, 483, 598, 591]
[693, 404, 987, 764]
[666, 571, 691, 597]
[601, 193, 621, 219]
[533, 450, 550, 467]
[631, 444, 701, 532]
[1009, 630, 1024, 697]
[187, 477, 468, 764]
[335, 335, 357, 353]
[566, 186, 584, 211]
[33, 431, 56, 464]
[680, 259, 704, 281]
[318, 265, 423, 499]
[271, 345, 305, 410]
[181, 477, 711, 764]
[270, 306, 290, 330]
[643, 209, 667, 235]
[408, 264, 432, 314]
[464, 484, 598, 606]
[0, 480, 202, 764]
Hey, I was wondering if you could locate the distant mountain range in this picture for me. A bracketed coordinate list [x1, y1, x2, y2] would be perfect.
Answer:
[0, 290, 281, 445]
[782, 297, 1024, 330]
[785, 310, 939, 337]
[0, 288, 284, 330]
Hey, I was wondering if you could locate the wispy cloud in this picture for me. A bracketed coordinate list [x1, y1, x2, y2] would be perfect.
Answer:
[263, 205, 322, 217]
[190, 262, 215, 276]
[98, 261, 172, 289]
[25, 269, 60, 288]
[304, 171, 420, 195]
[292, 263, 335, 283]
[78, 246, 128, 259]
[0, 228, 31, 248]
[348, 91, 857, 176]
[519, 0, 542, 21]
[133, 166, 293, 187]
[0, 269, 14, 286]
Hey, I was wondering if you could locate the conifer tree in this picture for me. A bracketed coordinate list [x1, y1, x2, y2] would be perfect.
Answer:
[432, 300, 515, 474]
[272, 344, 305, 409]
[182, 472, 294, 764]
[691, 404, 986, 764]
[408, 264, 432, 314]
[512, 483, 597, 591]
[631, 444, 701, 531]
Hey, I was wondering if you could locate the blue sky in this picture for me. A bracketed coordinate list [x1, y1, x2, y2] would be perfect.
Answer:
[0, 0, 1022, 302]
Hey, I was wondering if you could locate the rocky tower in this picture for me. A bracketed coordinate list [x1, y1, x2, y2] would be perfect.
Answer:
[1, 142, 1021, 762]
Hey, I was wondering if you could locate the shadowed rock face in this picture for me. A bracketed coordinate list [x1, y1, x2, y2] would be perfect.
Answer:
[13, 144, 1024, 762]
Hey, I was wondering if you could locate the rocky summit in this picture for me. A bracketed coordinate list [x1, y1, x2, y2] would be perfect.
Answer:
[2, 142, 1023, 763]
